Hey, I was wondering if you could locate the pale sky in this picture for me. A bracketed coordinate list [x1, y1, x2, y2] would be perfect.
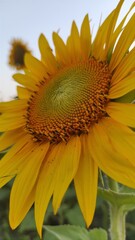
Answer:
[0, 0, 134, 101]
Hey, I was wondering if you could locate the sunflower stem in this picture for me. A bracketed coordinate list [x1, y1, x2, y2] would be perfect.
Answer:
[109, 203, 126, 240]
[108, 178, 126, 240]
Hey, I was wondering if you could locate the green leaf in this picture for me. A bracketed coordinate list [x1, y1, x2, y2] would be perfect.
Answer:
[65, 204, 85, 226]
[44, 231, 58, 240]
[88, 228, 108, 240]
[44, 225, 90, 240]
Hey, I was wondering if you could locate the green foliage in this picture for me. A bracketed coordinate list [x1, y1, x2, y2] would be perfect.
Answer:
[88, 228, 108, 240]
[44, 226, 108, 240]
[44, 225, 90, 240]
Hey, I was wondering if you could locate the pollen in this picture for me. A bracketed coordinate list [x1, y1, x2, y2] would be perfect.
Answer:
[26, 57, 112, 143]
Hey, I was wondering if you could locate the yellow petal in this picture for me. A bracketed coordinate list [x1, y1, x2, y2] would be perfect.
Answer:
[0, 127, 24, 152]
[89, 123, 135, 188]
[110, 14, 135, 70]
[24, 69, 40, 83]
[108, 2, 135, 59]
[35, 143, 63, 238]
[92, 6, 116, 59]
[25, 53, 48, 79]
[0, 134, 31, 187]
[103, 0, 124, 56]
[53, 32, 70, 64]
[100, 118, 135, 166]
[74, 134, 98, 227]
[52, 136, 81, 213]
[39, 34, 58, 73]
[17, 86, 31, 99]
[9, 142, 49, 229]
[13, 73, 38, 91]
[10, 188, 35, 229]
[0, 112, 26, 131]
[66, 36, 73, 59]
[69, 21, 81, 61]
[109, 73, 135, 99]
[0, 99, 27, 113]
[0, 175, 13, 188]
[80, 14, 91, 59]
[111, 48, 135, 86]
[106, 102, 135, 127]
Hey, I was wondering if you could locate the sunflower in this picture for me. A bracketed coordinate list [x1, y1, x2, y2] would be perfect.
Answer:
[0, 0, 135, 238]
[8, 39, 31, 70]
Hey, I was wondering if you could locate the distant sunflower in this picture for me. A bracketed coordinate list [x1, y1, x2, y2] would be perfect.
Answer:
[8, 39, 31, 70]
[0, 0, 135, 238]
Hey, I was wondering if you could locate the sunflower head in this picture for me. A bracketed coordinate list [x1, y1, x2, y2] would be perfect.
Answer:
[26, 57, 112, 143]
[8, 39, 31, 70]
[0, 0, 135, 238]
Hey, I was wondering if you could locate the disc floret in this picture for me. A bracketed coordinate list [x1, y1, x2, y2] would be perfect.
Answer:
[26, 57, 111, 143]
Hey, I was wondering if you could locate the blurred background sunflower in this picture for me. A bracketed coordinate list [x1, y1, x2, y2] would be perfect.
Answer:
[8, 39, 31, 70]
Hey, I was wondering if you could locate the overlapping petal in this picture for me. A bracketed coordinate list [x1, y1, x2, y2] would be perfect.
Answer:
[0, 127, 24, 152]
[74, 135, 98, 227]
[52, 136, 81, 213]
[13, 73, 38, 91]
[0, 112, 26, 131]
[35, 143, 63, 237]
[25, 53, 48, 79]
[0, 135, 32, 187]
[100, 118, 135, 166]
[80, 14, 91, 58]
[106, 102, 135, 127]
[9, 142, 49, 229]
[39, 34, 58, 73]
[109, 14, 135, 70]
[53, 32, 70, 64]
[109, 73, 135, 99]
[89, 123, 135, 188]
[17, 86, 31, 99]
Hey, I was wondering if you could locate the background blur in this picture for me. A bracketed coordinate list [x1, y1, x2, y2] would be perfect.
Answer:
[0, 0, 134, 101]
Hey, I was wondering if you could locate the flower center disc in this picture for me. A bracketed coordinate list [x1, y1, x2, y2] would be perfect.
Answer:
[26, 58, 111, 143]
